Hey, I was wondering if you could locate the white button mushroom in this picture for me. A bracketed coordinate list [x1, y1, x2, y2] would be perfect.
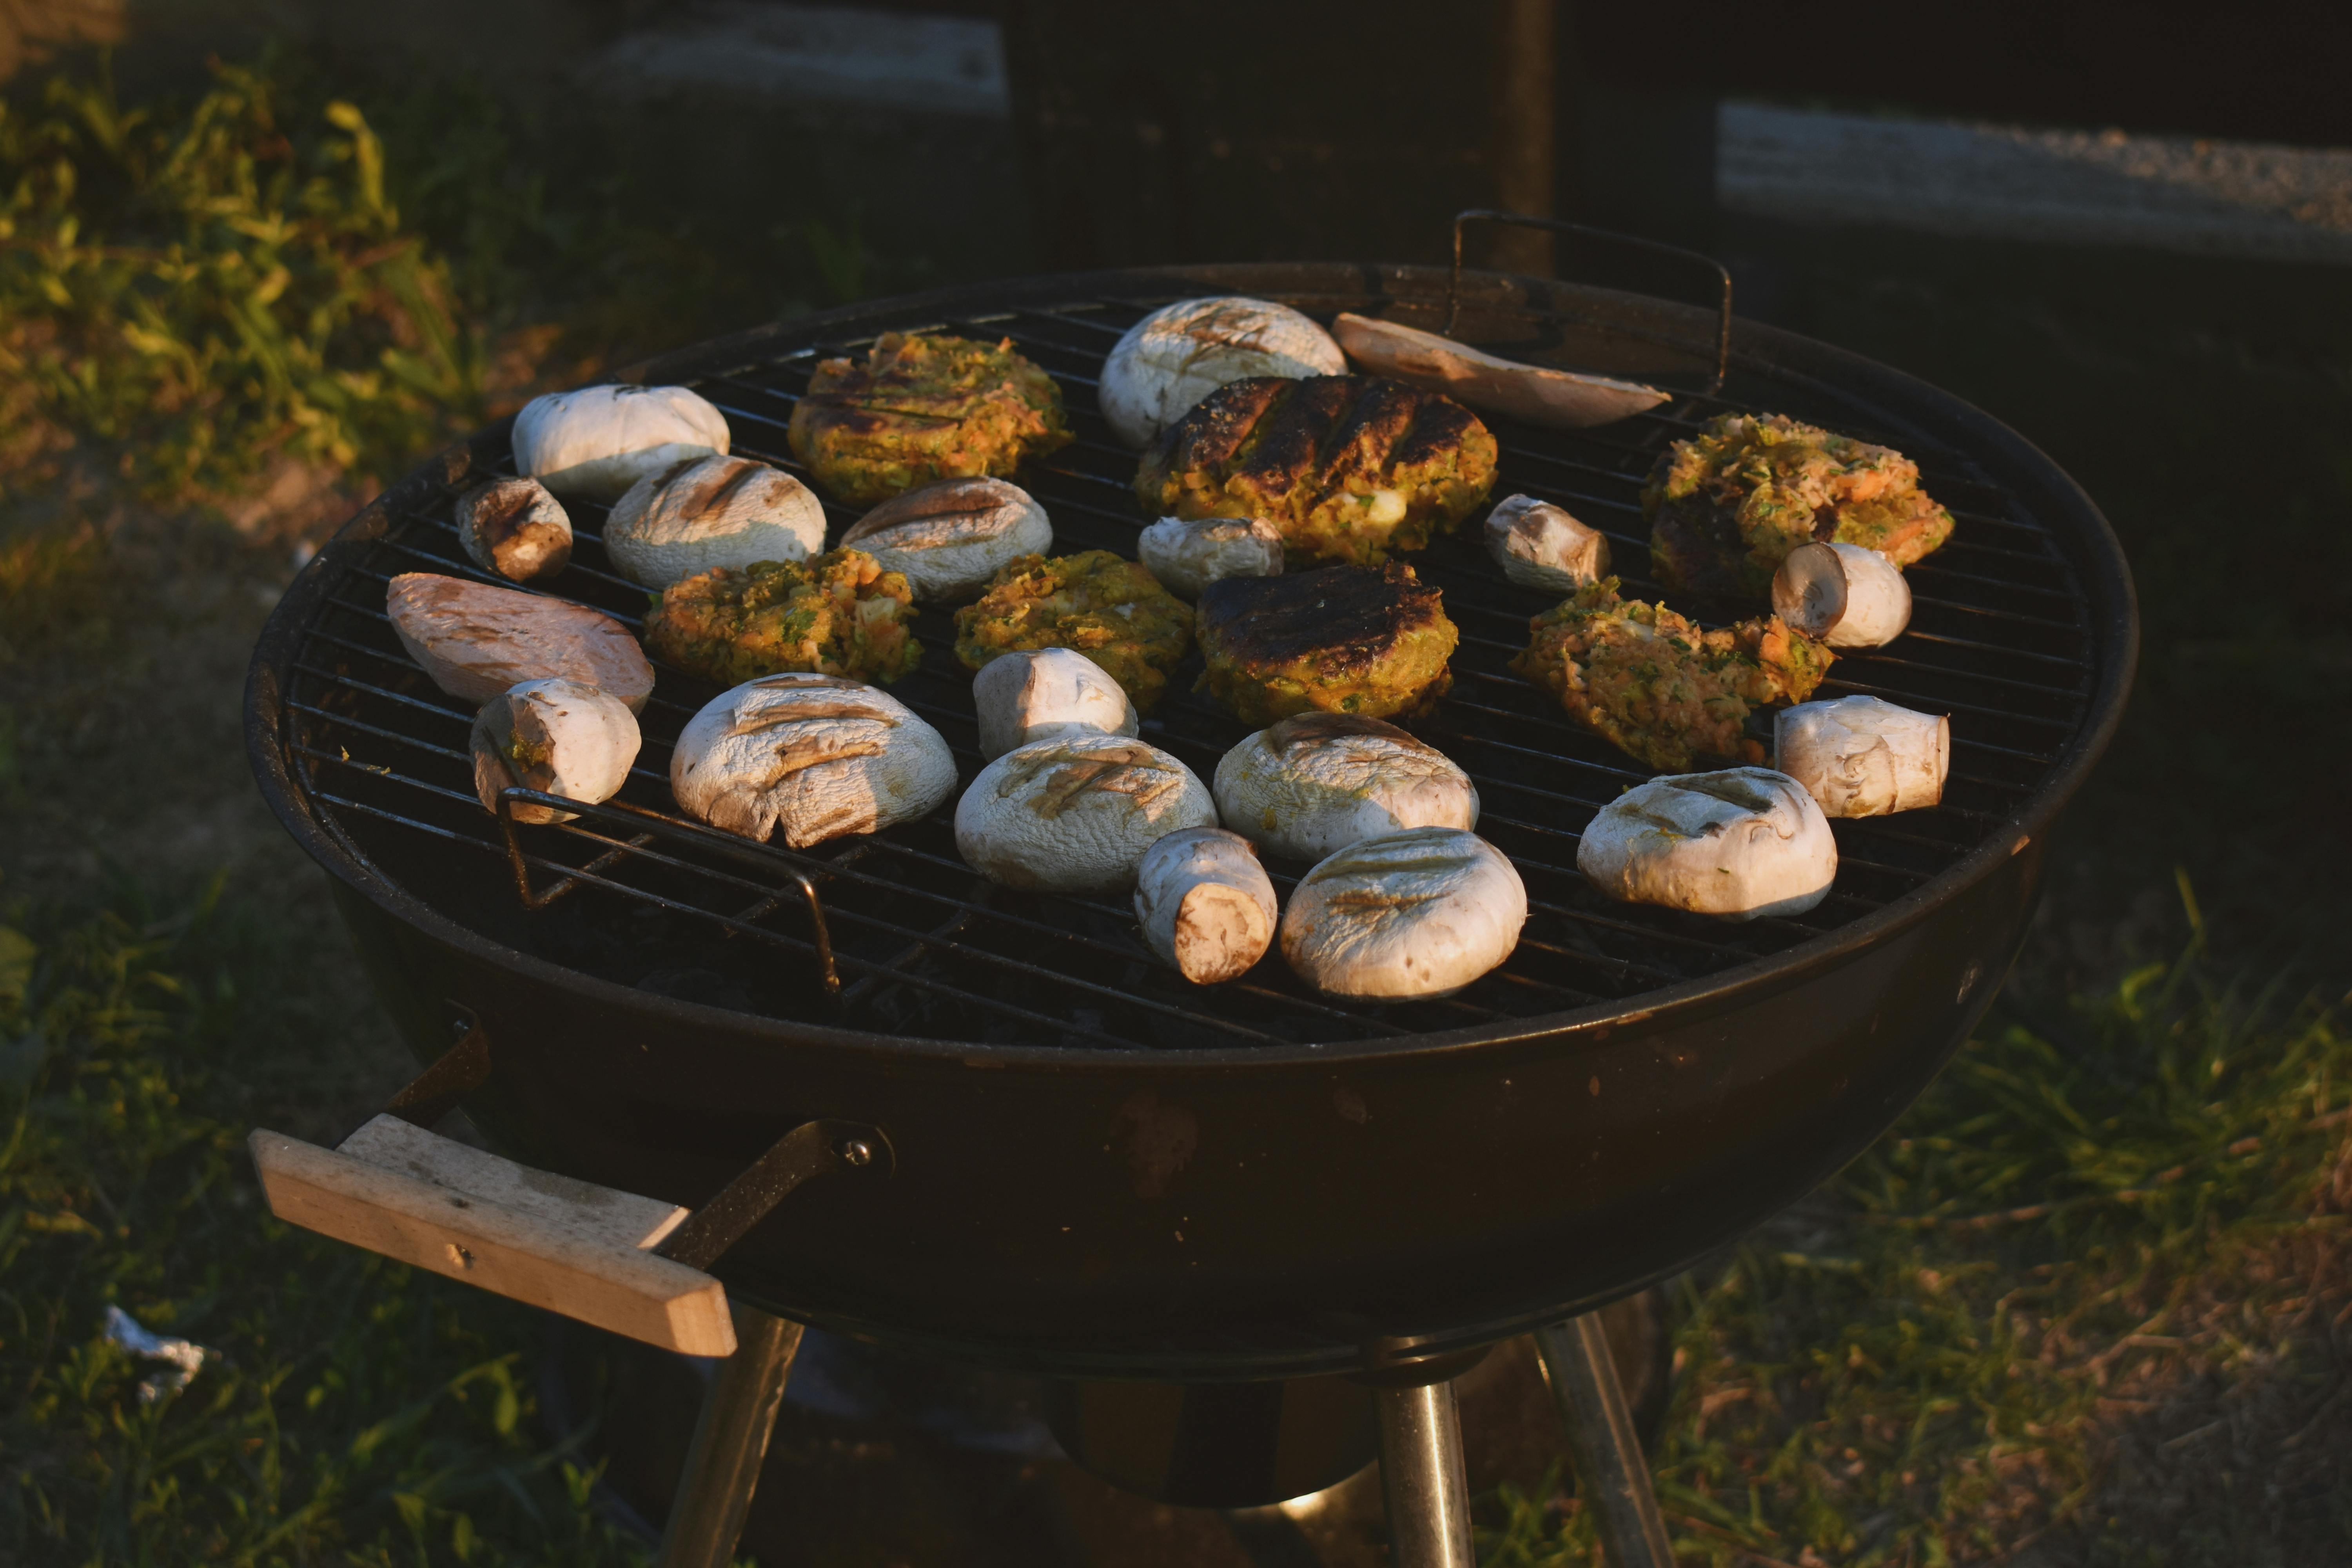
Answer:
[602, 455, 827, 588]
[1775, 696, 1949, 817]
[1575, 768, 1836, 921]
[1214, 713, 1478, 862]
[1133, 828, 1279, 985]
[954, 734, 1218, 893]
[1279, 828, 1527, 1001]
[1484, 493, 1610, 592]
[971, 647, 1139, 761]
[670, 673, 956, 849]
[1136, 515, 1284, 599]
[1099, 297, 1347, 450]
[836, 477, 1053, 602]
[470, 677, 641, 826]
[1771, 541, 1912, 648]
[456, 477, 572, 583]
[511, 384, 730, 503]
[386, 573, 655, 712]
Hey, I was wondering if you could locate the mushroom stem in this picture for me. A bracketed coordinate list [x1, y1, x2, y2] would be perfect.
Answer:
[1774, 697, 1949, 817]
[1134, 828, 1278, 985]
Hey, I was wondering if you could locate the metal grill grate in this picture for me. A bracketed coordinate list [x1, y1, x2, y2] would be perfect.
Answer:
[278, 285, 2096, 1051]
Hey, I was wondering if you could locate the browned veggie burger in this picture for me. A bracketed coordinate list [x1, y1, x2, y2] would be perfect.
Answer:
[953, 551, 1194, 713]
[1510, 576, 1833, 772]
[1643, 412, 1955, 599]
[645, 548, 920, 687]
[788, 332, 1073, 508]
[1134, 375, 1497, 568]
[1194, 563, 1457, 726]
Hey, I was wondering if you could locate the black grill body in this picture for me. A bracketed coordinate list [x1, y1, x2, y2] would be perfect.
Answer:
[248, 264, 2134, 1379]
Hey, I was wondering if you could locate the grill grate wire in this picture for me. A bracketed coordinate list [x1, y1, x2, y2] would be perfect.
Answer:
[278, 289, 2096, 1050]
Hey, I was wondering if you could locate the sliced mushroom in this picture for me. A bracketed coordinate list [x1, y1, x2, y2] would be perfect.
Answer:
[1774, 696, 1948, 817]
[1136, 515, 1284, 599]
[1483, 494, 1610, 592]
[1575, 768, 1836, 920]
[1331, 313, 1667, 429]
[1133, 828, 1279, 985]
[954, 734, 1218, 893]
[457, 477, 572, 583]
[470, 677, 641, 826]
[603, 455, 826, 588]
[386, 573, 655, 711]
[837, 477, 1052, 602]
[670, 673, 956, 849]
[1279, 828, 1526, 1000]
[1099, 297, 1347, 450]
[1771, 541, 1911, 648]
[1214, 713, 1478, 862]
[971, 647, 1139, 761]
[511, 383, 730, 503]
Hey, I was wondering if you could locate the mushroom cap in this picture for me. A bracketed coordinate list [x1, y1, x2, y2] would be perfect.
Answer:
[1279, 828, 1526, 1000]
[603, 455, 826, 588]
[470, 677, 641, 826]
[1133, 827, 1279, 985]
[1484, 494, 1609, 592]
[955, 733, 1218, 893]
[1772, 541, 1911, 648]
[1214, 713, 1479, 861]
[386, 573, 655, 712]
[1774, 696, 1948, 817]
[971, 646, 1139, 761]
[1099, 297, 1348, 449]
[1137, 515, 1284, 599]
[837, 477, 1053, 601]
[457, 477, 573, 583]
[512, 384, 730, 503]
[670, 672, 956, 848]
[1575, 767, 1836, 920]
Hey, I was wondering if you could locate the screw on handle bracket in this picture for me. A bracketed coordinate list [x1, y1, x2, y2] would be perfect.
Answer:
[1447, 209, 1733, 395]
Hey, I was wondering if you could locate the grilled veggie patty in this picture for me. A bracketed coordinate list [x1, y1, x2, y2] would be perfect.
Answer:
[646, 549, 920, 687]
[1194, 563, 1457, 726]
[953, 550, 1194, 713]
[1134, 375, 1497, 567]
[788, 332, 1074, 508]
[1510, 576, 1832, 772]
[1643, 412, 1955, 599]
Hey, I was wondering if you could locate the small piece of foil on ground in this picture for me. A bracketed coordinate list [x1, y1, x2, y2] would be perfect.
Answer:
[103, 1305, 211, 1404]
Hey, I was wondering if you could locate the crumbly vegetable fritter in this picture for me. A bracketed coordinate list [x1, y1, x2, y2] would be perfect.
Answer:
[1134, 375, 1497, 567]
[645, 549, 920, 687]
[1643, 412, 1955, 598]
[788, 332, 1073, 508]
[1194, 563, 1457, 727]
[1510, 576, 1833, 772]
[953, 550, 1194, 713]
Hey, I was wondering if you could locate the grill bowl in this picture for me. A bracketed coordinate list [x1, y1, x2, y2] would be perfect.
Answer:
[249, 263, 2133, 1378]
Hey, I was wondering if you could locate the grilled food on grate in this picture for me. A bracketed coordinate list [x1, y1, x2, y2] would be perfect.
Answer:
[1510, 577, 1831, 773]
[1280, 827, 1527, 1000]
[670, 673, 956, 848]
[1099, 296, 1346, 450]
[1133, 828, 1279, 985]
[1136, 515, 1283, 599]
[386, 573, 655, 712]
[1770, 540, 1912, 649]
[954, 734, 1218, 893]
[644, 549, 919, 688]
[1194, 564, 1457, 727]
[1133, 375, 1497, 568]
[1213, 714, 1477, 863]
[512, 383, 729, 504]
[1484, 493, 1609, 594]
[1576, 769, 1837, 921]
[603, 456, 827, 589]
[836, 477, 1054, 602]
[1774, 696, 1949, 818]
[455, 477, 571, 584]
[971, 647, 1138, 761]
[789, 332, 1073, 508]
[468, 677, 641, 826]
[953, 551, 1194, 713]
[1643, 412, 1954, 600]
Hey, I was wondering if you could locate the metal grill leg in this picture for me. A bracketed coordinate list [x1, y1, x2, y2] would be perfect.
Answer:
[1370, 1379, 1475, 1568]
[656, 1304, 804, 1568]
[1534, 1314, 1675, 1568]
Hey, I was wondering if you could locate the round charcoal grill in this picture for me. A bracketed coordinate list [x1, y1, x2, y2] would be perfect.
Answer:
[247, 263, 2134, 1385]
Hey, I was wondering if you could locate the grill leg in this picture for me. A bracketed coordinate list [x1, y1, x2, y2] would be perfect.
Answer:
[656, 1304, 804, 1568]
[1534, 1314, 1675, 1568]
[1370, 1378, 1475, 1568]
